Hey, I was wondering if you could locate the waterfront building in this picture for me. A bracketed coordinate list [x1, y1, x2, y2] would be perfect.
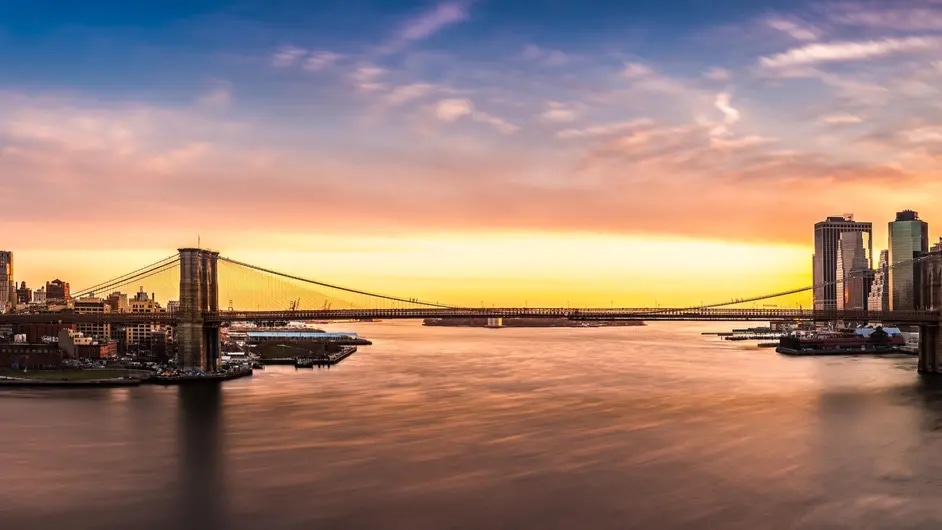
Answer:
[46, 279, 70, 301]
[813, 215, 873, 310]
[888, 210, 929, 311]
[835, 231, 872, 310]
[868, 250, 890, 312]
[0, 251, 13, 309]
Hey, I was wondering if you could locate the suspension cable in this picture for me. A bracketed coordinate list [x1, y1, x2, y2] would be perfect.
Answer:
[71, 256, 180, 299]
[217, 256, 460, 309]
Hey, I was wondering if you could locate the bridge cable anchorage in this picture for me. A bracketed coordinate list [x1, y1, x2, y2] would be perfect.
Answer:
[216, 256, 463, 309]
[70, 255, 181, 299]
[642, 251, 942, 315]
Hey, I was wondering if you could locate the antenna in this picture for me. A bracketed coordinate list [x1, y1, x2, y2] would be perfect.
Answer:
[198, 234, 201, 249]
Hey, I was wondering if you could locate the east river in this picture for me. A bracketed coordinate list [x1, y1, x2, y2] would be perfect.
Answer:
[2, 321, 942, 530]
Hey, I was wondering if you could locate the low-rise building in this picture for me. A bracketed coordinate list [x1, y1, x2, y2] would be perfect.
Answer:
[74, 297, 111, 341]
[0, 343, 62, 369]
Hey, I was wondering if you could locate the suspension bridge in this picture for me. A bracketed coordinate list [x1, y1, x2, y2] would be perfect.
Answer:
[2, 248, 942, 373]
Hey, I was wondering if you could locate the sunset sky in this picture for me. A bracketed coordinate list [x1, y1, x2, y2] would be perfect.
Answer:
[3, 0, 942, 307]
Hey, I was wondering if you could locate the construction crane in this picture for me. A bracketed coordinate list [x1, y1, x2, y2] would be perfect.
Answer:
[288, 298, 301, 311]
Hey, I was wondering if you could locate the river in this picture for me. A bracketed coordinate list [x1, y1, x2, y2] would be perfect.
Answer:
[2, 321, 941, 530]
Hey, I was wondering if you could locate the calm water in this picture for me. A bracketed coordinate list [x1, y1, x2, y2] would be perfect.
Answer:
[2, 321, 942, 530]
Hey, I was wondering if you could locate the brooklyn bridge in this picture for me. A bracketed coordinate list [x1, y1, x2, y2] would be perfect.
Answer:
[3, 248, 942, 373]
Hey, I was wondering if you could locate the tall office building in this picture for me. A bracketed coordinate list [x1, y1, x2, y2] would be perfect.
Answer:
[836, 231, 872, 310]
[46, 279, 70, 301]
[813, 215, 873, 310]
[888, 210, 929, 311]
[868, 250, 890, 311]
[0, 251, 12, 309]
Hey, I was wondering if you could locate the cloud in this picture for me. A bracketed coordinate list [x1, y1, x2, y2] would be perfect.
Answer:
[830, 5, 942, 32]
[198, 86, 232, 109]
[820, 114, 864, 125]
[765, 17, 818, 41]
[714, 92, 739, 125]
[703, 68, 732, 82]
[271, 46, 307, 68]
[434, 98, 518, 133]
[303, 51, 341, 72]
[622, 62, 653, 78]
[759, 37, 940, 68]
[539, 102, 577, 123]
[386, 83, 437, 106]
[351, 65, 387, 92]
[521, 45, 571, 67]
[557, 119, 654, 140]
[436, 98, 473, 121]
[384, 1, 469, 52]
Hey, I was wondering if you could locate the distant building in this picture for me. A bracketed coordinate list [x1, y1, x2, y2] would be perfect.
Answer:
[126, 287, 165, 345]
[106, 291, 129, 313]
[888, 210, 929, 311]
[167, 300, 180, 314]
[868, 250, 890, 312]
[0, 251, 13, 309]
[73, 297, 111, 341]
[835, 231, 872, 311]
[58, 328, 94, 358]
[15, 281, 31, 304]
[13, 322, 75, 344]
[46, 279, 70, 301]
[813, 215, 873, 310]
[932, 238, 942, 253]
[32, 287, 46, 304]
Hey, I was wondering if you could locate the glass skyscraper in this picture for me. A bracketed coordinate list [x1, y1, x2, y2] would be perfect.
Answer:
[868, 250, 889, 311]
[813, 215, 873, 310]
[888, 210, 929, 311]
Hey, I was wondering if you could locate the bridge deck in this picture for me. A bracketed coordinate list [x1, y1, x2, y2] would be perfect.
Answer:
[0, 308, 938, 324]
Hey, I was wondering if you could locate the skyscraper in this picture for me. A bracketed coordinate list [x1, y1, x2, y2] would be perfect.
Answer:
[888, 210, 929, 311]
[868, 250, 890, 311]
[0, 251, 12, 309]
[836, 231, 872, 310]
[813, 215, 873, 310]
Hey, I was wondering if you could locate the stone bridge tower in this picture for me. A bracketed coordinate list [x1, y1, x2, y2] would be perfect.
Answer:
[918, 250, 942, 373]
[178, 248, 221, 371]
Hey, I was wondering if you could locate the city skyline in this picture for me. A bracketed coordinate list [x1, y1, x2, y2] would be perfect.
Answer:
[2, 0, 942, 305]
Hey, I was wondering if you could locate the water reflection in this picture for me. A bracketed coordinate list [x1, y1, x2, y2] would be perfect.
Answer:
[177, 384, 227, 530]
[2, 322, 942, 529]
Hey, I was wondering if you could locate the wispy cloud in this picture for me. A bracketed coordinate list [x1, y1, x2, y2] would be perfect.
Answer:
[434, 98, 518, 134]
[557, 119, 654, 140]
[271, 46, 307, 68]
[760, 37, 940, 68]
[830, 5, 942, 32]
[521, 45, 571, 67]
[539, 101, 577, 123]
[198, 85, 232, 109]
[384, 1, 470, 52]
[820, 114, 864, 125]
[351, 65, 387, 92]
[386, 83, 438, 106]
[703, 68, 732, 82]
[303, 51, 341, 72]
[765, 17, 818, 41]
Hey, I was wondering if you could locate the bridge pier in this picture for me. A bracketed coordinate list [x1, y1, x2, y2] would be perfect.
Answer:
[918, 324, 942, 374]
[178, 248, 220, 371]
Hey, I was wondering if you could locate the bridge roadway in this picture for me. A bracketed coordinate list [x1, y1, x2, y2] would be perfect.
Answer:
[0, 308, 938, 324]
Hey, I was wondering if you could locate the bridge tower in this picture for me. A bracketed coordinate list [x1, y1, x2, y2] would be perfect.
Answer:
[178, 248, 221, 371]
[918, 251, 942, 374]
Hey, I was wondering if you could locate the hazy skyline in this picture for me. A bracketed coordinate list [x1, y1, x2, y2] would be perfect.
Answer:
[3, 0, 941, 305]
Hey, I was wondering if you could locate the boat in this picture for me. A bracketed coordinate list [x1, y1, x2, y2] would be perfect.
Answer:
[775, 326, 907, 356]
[295, 358, 315, 368]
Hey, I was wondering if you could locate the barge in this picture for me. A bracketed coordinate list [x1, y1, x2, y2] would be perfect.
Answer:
[775, 326, 908, 356]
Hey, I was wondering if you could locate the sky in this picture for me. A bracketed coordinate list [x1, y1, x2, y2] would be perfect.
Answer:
[2, 0, 942, 307]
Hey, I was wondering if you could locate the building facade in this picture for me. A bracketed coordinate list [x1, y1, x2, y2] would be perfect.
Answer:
[835, 231, 872, 310]
[0, 251, 13, 309]
[127, 288, 165, 345]
[32, 287, 46, 304]
[46, 279, 70, 301]
[73, 297, 111, 341]
[15, 282, 32, 305]
[813, 215, 873, 310]
[868, 250, 890, 311]
[888, 210, 929, 311]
